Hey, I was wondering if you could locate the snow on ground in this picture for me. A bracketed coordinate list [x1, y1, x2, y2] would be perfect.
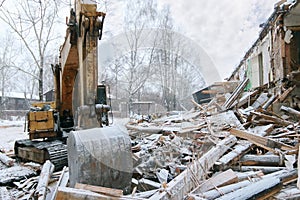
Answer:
[0, 119, 27, 152]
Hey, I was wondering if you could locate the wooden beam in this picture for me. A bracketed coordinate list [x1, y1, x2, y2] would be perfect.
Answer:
[223, 78, 249, 109]
[240, 154, 283, 166]
[75, 183, 123, 197]
[149, 135, 237, 200]
[229, 128, 295, 153]
[281, 105, 300, 118]
[50, 167, 69, 200]
[251, 111, 292, 126]
[215, 177, 282, 200]
[55, 187, 120, 200]
[190, 169, 238, 194]
[34, 160, 54, 200]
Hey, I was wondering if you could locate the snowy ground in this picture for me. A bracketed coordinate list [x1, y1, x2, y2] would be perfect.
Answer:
[0, 118, 130, 153]
[0, 120, 27, 152]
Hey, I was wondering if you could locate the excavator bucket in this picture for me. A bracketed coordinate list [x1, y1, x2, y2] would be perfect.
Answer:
[67, 126, 133, 193]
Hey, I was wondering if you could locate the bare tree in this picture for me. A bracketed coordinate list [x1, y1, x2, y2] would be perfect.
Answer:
[0, 32, 18, 109]
[121, 0, 159, 114]
[0, 0, 60, 100]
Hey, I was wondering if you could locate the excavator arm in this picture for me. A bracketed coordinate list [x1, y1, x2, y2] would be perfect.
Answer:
[58, 1, 106, 129]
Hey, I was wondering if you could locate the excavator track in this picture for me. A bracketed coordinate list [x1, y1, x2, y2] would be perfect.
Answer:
[14, 139, 68, 170]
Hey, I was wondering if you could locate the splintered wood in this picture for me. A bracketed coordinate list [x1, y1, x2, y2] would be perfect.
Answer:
[125, 76, 300, 199]
[1, 84, 300, 199]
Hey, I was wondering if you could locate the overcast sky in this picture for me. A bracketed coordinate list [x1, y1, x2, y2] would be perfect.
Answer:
[101, 0, 278, 80]
[1, 0, 279, 81]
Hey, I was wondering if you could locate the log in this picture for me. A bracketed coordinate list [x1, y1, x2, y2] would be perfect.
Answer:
[149, 135, 237, 200]
[281, 105, 300, 117]
[239, 154, 283, 166]
[215, 176, 282, 200]
[75, 183, 123, 197]
[34, 160, 54, 200]
[55, 187, 120, 200]
[229, 128, 295, 153]
[190, 169, 238, 194]
[0, 152, 14, 167]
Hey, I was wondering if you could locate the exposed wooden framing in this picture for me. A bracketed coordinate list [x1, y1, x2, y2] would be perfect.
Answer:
[149, 135, 237, 200]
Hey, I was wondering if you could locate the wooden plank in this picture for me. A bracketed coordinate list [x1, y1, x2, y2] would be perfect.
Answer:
[279, 86, 295, 102]
[229, 128, 295, 153]
[34, 160, 55, 200]
[231, 166, 287, 174]
[50, 167, 69, 200]
[251, 111, 292, 126]
[149, 135, 237, 200]
[215, 176, 282, 200]
[55, 187, 120, 200]
[190, 169, 295, 199]
[223, 78, 249, 109]
[137, 178, 161, 191]
[281, 105, 300, 117]
[297, 145, 300, 189]
[75, 183, 123, 197]
[190, 169, 238, 194]
[215, 125, 272, 170]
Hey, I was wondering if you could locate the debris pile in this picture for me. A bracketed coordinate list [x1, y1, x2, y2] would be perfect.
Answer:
[0, 78, 299, 199]
[125, 78, 300, 199]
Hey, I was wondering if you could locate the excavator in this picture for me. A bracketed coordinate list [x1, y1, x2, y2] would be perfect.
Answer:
[14, 0, 132, 193]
